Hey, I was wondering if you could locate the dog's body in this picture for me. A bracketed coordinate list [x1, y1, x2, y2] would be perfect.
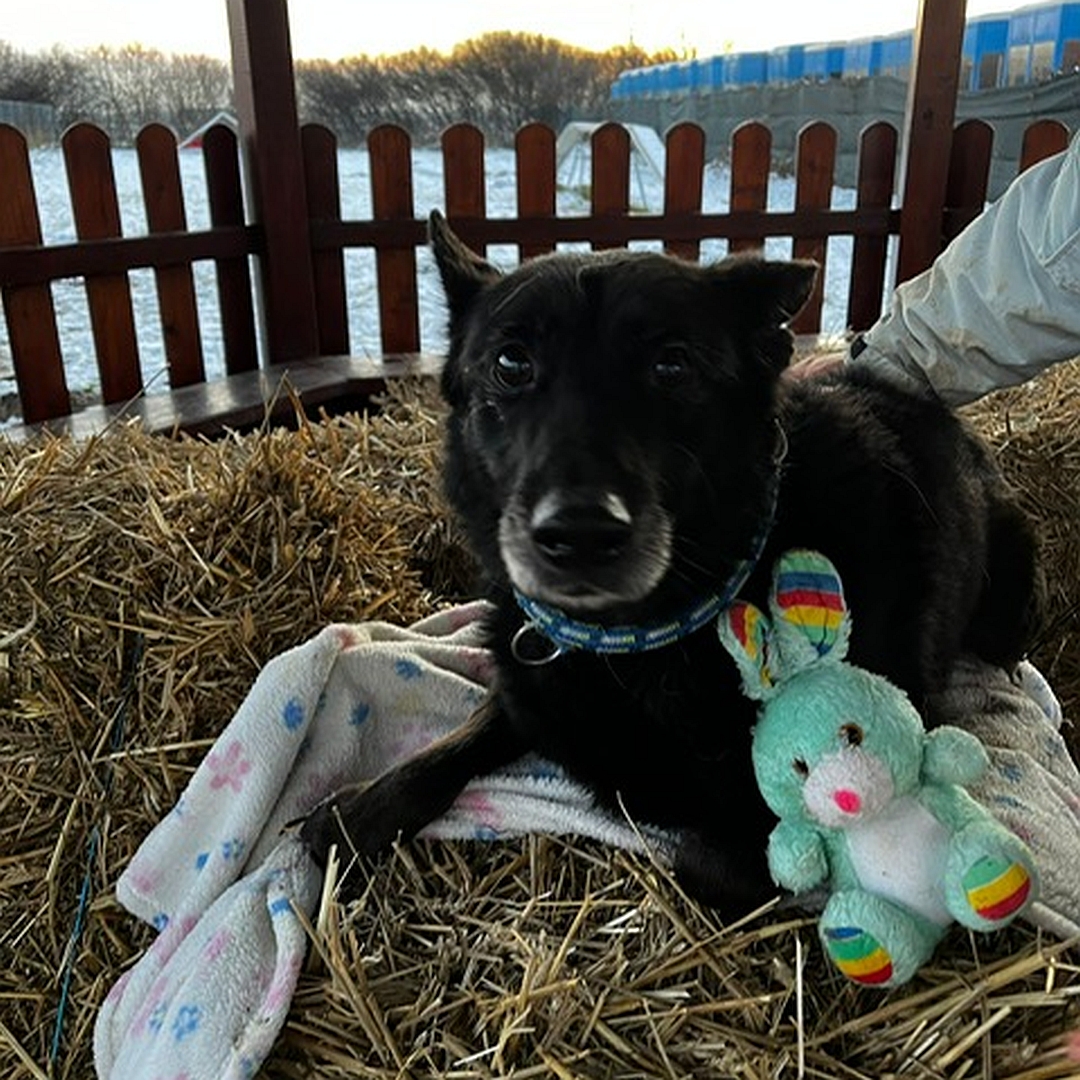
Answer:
[302, 214, 1041, 912]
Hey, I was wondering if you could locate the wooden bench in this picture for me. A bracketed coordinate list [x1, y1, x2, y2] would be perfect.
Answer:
[1, 354, 444, 440]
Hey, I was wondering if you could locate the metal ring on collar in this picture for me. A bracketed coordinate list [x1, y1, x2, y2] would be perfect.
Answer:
[511, 622, 564, 666]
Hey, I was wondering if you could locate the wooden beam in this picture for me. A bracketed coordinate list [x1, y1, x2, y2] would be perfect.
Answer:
[5, 355, 445, 441]
[896, 0, 967, 282]
[0, 228, 258, 286]
[226, 0, 320, 363]
[307, 207, 901, 250]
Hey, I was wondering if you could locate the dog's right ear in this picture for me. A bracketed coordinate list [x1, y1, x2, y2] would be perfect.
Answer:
[429, 210, 502, 325]
[713, 256, 819, 328]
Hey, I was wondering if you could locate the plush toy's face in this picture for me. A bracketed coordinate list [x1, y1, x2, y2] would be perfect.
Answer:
[751, 665, 926, 827]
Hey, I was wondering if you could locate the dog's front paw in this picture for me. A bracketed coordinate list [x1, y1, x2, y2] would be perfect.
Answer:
[299, 780, 399, 872]
[674, 830, 776, 917]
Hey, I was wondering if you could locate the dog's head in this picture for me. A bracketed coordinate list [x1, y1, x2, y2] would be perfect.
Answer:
[431, 211, 816, 620]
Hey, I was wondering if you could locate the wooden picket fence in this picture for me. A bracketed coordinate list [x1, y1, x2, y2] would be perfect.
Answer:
[0, 115, 1071, 433]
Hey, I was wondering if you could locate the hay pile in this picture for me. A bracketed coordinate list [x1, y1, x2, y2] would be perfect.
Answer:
[1, 371, 1078, 1080]
[961, 362, 1080, 724]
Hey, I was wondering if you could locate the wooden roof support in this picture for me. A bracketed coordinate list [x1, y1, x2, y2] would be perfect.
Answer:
[226, 0, 320, 363]
[897, 0, 967, 282]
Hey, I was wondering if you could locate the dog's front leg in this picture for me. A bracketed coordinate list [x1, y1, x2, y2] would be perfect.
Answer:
[674, 825, 777, 917]
[300, 692, 522, 889]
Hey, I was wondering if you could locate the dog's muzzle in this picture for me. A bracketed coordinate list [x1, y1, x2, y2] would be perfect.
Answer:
[529, 490, 633, 569]
[498, 485, 673, 612]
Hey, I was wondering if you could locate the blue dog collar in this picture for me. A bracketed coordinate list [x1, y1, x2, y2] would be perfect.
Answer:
[513, 587, 740, 661]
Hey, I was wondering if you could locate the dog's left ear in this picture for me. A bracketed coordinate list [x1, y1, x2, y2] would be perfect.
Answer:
[714, 256, 819, 327]
[429, 210, 502, 324]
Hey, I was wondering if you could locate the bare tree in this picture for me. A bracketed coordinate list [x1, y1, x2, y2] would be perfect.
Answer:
[1, 33, 674, 147]
[296, 34, 679, 146]
[0, 41, 54, 102]
[0, 40, 229, 142]
[297, 57, 395, 143]
[156, 53, 232, 137]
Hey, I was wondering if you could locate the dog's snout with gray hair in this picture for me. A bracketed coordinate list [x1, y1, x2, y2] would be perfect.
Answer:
[530, 489, 634, 569]
[498, 478, 673, 612]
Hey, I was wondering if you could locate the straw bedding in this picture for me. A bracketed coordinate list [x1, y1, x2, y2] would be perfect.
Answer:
[1, 366, 1078, 1079]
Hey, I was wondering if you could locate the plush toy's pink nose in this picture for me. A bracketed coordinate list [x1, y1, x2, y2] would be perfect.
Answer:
[834, 789, 862, 814]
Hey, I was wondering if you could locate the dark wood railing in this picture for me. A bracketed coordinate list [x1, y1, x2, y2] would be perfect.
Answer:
[3, 0, 1070, 436]
[0, 113, 1070, 434]
[0, 121, 258, 425]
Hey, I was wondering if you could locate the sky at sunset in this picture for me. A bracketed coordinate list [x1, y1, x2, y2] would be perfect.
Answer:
[2, 1, 1022, 61]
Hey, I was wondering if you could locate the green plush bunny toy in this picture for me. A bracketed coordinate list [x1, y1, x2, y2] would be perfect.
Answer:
[717, 549, 1037, 987]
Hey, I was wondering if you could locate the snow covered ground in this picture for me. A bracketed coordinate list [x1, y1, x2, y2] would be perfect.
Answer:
[0, 145, 870, 402]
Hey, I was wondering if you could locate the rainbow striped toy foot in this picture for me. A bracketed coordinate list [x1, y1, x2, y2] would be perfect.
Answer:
[822, 926, 895, 986]
[962, 856, 1033, 925]
[820, 890, 939, 987]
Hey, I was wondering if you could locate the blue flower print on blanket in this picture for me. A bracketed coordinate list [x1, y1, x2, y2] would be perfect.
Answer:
[281, 698, 305, 732]
[395, 658, 424, 681]
[172, 1003, 202, 1042]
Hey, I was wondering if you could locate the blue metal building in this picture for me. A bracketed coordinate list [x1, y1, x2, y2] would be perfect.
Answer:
[609, 2, 1080, 100]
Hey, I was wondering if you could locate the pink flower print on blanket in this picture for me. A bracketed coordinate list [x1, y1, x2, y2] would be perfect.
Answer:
[131, 975, 172, 1036]
[461, 648, 496, 686]
[443, 605, 482, 633]
[261, 951, 305, 1018]
[384, 719, 444, 764]
[452, 788, 504, 839]
[206, 740, 252, 793]
[126, 864, 163, 899]
[203, 927, 233, 962]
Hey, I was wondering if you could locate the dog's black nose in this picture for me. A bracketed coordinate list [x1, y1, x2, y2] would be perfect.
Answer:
[530, 491, 633, 566]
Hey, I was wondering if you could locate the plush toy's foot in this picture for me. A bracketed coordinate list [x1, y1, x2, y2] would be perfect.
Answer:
[947, 825, 1037, 930]
[821, 891, 939, 988]
[955, 854, 1034, 928]
[821, 925, 897, 986]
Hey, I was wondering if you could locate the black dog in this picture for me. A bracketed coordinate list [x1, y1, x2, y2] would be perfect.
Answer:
[302, 212, 1041, 912]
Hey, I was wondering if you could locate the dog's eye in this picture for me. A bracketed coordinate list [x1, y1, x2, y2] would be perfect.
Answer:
[650, 345, 693, 387]
[793, 758, 810, 778]
[840, 724, 864, 748]
[493, 345, 535, 390]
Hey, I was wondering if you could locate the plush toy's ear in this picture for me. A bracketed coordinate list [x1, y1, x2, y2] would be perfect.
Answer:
[717, 600, 776, 700]
[769, 549, 851, 671]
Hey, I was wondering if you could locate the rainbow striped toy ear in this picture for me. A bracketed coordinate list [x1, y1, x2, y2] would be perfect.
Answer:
[769, 549, 851, 669]
[718, 599, 778, 700]
[717, 550, 851, 693]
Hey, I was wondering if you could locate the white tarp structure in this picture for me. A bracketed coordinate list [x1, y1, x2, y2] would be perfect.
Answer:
[555, 122, 666, 209]
[179, 111, 238, 149]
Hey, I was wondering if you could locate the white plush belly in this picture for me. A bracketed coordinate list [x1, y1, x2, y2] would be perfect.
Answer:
[845, 794, 952, 926]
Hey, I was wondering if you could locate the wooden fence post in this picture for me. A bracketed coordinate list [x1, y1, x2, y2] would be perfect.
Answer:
[226, 0, 320, 363]
[896, 0, 967, 283]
